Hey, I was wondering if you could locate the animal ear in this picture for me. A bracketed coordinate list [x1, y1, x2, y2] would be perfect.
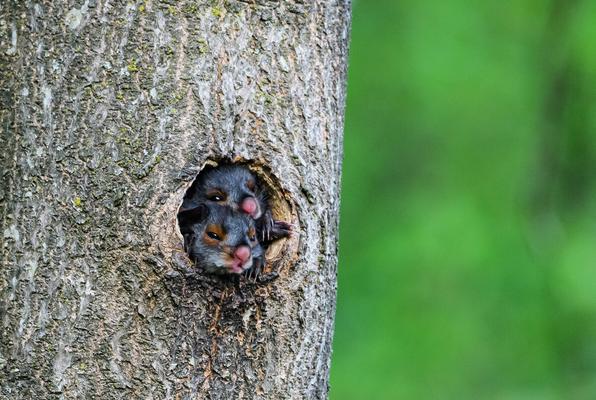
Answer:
[178, 204, 208, 232]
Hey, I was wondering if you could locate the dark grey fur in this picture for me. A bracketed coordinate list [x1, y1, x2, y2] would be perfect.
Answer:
[182, 164, 261, 213]
[178, 204, 263, 275]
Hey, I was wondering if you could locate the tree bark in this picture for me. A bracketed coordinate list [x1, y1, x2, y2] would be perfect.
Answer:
[0, 1, 350, 399]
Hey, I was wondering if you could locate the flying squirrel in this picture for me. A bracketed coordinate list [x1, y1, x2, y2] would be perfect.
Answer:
[178, 203, 264, 275]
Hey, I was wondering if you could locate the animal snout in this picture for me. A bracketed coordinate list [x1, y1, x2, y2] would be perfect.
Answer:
[234, 245, 251, 262]
[240, 197, 259, 217]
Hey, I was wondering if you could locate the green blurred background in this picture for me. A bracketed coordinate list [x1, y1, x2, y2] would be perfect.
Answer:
[330, 1, 596, 399]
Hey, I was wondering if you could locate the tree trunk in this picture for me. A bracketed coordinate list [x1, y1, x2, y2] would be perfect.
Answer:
[0, 1, 350, 399]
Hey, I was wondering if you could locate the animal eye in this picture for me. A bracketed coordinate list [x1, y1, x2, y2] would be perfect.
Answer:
[249, 235, 256, 241]
[206, 231, 221, 240]
[206, 190, 226, 202]
[246, 179, 255, 191]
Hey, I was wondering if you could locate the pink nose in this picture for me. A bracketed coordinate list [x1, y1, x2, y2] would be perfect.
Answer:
[234, 246, 251, 262]
[240, 197, 258, 215]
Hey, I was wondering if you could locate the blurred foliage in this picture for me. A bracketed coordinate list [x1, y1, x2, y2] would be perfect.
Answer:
[330, 0, 596, 399]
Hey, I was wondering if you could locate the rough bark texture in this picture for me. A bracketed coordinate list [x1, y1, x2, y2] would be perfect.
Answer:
[0, 1, 350, 399]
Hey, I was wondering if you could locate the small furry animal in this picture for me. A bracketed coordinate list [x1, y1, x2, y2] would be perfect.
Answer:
[178, 203, 263, 275]
[182, 164, 291, 243]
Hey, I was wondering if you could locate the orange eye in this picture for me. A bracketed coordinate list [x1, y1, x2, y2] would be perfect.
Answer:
[207, 231, 221, 240]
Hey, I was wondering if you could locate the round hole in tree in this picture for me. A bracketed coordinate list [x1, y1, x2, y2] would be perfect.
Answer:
[177, 159, 297, 277]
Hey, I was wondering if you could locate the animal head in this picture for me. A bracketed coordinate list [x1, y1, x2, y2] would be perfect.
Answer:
[192, 165, 263, 219]
[178, 204, 262, 274]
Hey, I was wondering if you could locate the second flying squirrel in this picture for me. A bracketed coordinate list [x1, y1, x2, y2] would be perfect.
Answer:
[178, 164, 291, 275]
[178, 203, 264, 275]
